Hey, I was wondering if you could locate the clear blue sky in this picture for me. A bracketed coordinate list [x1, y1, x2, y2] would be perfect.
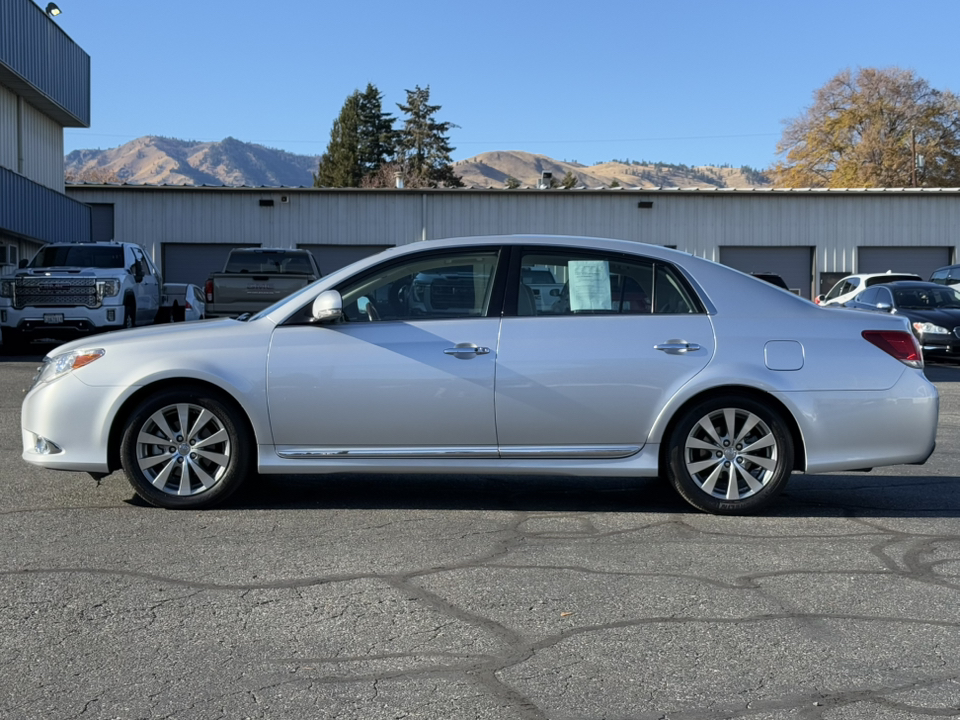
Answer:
[50, 0, 960, 171]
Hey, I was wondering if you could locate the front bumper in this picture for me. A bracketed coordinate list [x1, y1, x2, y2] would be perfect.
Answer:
[21, 372, 134, 473]
[2, 305, 126, 338]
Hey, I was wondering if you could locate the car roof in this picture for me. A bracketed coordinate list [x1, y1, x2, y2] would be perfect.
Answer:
[878, 280, 951, 289]
[844, 271, 921, 280]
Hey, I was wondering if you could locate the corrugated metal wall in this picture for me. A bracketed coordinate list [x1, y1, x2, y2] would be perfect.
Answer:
[64, 187, 960, 283]
[1, 167, 90, 244]
[0, 83, 16, 170]
[0, 0, 90, 127]
[20, 101, 63, 190]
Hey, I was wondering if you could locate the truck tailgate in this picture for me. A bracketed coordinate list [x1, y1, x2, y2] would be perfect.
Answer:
[210, 274, 313, 313]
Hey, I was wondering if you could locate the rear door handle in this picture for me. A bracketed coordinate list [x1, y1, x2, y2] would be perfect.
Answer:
[654, 341, 701, 354]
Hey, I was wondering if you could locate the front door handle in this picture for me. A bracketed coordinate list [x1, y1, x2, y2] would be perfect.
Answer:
[444, 343, 492, 359]
[654, 341, 701, 354]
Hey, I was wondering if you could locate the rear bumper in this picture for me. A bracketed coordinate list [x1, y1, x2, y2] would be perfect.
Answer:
[775, 369, 939, 473]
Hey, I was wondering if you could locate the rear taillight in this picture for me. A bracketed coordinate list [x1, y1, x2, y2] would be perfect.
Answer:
[862, 330, 923, 369]
[204, 279, 214, 302]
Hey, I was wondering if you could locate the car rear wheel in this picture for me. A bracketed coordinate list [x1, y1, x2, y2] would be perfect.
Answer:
[119, 387, 251, 509]
[666, 395, 793, 515]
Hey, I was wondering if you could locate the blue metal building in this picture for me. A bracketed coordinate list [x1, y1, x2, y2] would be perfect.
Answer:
[0, 0, 91, 271]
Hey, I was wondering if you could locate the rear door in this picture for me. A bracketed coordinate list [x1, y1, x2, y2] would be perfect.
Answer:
[495, 246, 715, 455]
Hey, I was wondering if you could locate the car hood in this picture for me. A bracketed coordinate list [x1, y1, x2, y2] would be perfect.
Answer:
[45, 317, 254, 357]
[899, 307, 960, 328]
[17, 267, 126, 278]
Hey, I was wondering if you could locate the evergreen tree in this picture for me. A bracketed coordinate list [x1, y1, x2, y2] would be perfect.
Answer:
[560, 170, 578, 189]
[314, 91, 362, 187]
[395, 85, 463, 188]
[505, 176, 521, 189]
[357, 83, 396, 177]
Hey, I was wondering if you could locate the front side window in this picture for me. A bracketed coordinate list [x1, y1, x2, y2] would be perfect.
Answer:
[516, 250, 699, 316]
[338, 250, 500, 322]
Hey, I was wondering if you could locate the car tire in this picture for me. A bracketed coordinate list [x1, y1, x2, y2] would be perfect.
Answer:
[123, 300, 136, 329]
[119, 387, 252, 509]
[666, 395, 794, 515]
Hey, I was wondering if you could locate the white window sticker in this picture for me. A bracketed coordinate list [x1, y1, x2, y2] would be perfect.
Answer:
[569, 260, 611, 312]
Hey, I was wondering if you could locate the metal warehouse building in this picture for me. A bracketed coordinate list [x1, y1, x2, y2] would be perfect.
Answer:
[0, 0, 91, 271]
[64, 184, 960, 300]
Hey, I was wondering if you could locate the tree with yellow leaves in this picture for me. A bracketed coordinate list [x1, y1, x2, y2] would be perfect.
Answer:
[773, 67, 960, 188]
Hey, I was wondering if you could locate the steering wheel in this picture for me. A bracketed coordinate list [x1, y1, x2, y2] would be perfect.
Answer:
[365, 299, 380, 321]
[388, 279, 411, 314]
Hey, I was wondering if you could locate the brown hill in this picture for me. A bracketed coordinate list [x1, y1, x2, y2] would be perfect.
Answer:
[453, 151, 772, 188]
[64, 136, 320, 186]
[64, 136, 772, 188]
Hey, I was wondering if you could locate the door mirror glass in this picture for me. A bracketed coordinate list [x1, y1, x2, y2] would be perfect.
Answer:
[311, 290, 343, 322]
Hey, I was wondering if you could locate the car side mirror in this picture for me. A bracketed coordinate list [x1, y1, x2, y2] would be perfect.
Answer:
[18, 259, 28, 269]
[311, 290, 343, 323]
[876, 303, 893, 312]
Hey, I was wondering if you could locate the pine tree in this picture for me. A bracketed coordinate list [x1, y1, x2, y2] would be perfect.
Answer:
[395, 85, 463, 188]
[314, 92, 362, 187]
[357, 83, 396, 177]
[560, 171, 578, 189]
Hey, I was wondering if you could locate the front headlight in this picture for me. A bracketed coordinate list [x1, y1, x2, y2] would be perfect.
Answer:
[912, 322, 949, 335]
[0, 279, 13, 298]
[96, 279, 120, 299]
[29, 348, 105, 390]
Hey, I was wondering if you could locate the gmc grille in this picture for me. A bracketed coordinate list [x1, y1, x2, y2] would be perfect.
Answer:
[14, 277, 100, 309]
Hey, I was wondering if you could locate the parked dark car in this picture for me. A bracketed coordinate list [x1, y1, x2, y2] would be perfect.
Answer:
[845, 280, 960, 361]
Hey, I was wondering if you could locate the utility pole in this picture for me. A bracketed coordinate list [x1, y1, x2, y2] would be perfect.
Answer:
[911, 129, 917, 188]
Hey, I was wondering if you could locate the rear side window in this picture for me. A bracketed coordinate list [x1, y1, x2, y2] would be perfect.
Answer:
[225, 252, 316, 274]
[515, 249, 700, 316]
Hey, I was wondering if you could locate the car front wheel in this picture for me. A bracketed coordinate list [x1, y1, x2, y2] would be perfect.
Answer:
[119, 387, 251, 509]
[666, 395, 794, 515]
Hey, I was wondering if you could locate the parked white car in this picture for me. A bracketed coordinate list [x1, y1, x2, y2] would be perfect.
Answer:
[161, 283, 206, 322]
[816, 271, 921, 306]
[20, 235, 939, 515]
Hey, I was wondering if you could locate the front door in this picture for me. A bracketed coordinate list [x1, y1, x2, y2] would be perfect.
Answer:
[266, 248, 504, 456]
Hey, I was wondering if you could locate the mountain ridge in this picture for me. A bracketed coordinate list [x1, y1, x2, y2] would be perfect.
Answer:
[64, 136, 772, 188]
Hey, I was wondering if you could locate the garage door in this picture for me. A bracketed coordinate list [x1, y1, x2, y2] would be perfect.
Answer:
[161, 243, 260, 287]
[857, 247, 952, 281]
[718, 246, 814, 299]
[298, 244, 393, 276]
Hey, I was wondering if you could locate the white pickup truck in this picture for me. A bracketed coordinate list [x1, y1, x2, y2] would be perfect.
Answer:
[203, 248, 322, 318]
[0, 241, 163, 351]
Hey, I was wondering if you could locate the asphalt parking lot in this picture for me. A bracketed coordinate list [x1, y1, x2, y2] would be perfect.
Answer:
[2, 347, 960, 720]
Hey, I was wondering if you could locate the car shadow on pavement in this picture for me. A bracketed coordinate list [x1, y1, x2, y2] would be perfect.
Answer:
[174, 470, 960, 517]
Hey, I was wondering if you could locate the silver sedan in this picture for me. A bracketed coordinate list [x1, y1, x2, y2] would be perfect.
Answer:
[20, 235, 939, 514]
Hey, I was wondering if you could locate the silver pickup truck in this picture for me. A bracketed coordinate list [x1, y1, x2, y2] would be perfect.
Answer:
[203, 248, 322, 317]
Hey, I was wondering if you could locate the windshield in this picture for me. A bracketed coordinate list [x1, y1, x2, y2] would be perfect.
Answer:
[30, 245, 124, 269]
[893, 286, 960, 309]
